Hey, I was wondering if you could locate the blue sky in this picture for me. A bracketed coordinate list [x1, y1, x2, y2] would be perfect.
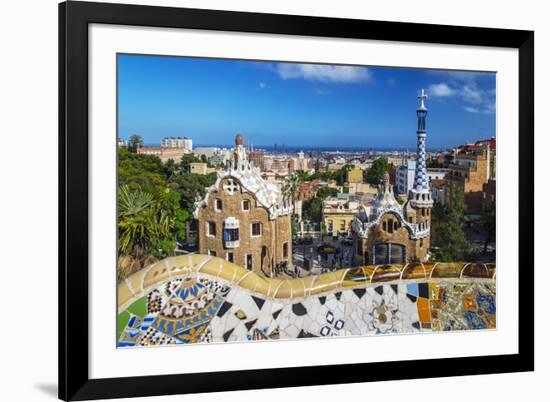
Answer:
[117, 54, 496, 149]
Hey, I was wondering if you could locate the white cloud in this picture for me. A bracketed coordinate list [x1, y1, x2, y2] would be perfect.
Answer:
[429, 83, 455, 97]
[463, 104, 495, 114]
[459, 84, 484, 103]
[259, 82, 268, 89]
[274, 63, 371, 83]
[428, 78, 495, 114]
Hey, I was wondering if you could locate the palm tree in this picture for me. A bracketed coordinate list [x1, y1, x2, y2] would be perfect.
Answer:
[282, 174, 302, 209]
[118, 184, 154, 216]
[127, 134, 144, 153]
[117, 185, 173, 259]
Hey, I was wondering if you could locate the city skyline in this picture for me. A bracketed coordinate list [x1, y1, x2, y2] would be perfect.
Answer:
[118, 54, 496, 149]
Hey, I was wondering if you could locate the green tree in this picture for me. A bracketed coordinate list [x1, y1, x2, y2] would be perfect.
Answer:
[302, 197, 323, 222]
[127, 134, 144, 153]
[168, 172, 217, 212]
[162, 158, 178, 179]
[118, 147, 166, 193]
[117, 185, 170, 259]
[316, 186, 338, 199]
[365, 157, 391, 185]
[180, 153, 202, 172]
[309, 171, 336, 181]
[432, 186, 475, 262]
[302, 186, 338, 222]
[296, 170, 311, 182]
[431, 202, 446, 227]
[282, 174, 302, 207]
[117, 185, 186, 261]
[333, 164, 354, 186]
[478, 206, 496, 253]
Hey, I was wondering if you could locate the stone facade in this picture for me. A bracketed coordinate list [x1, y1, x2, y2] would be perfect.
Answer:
[322, 198, 361, 237]
[445, 144, 494, 214]
[195, 134, 292, 277]
[353, 173, 432, 265]
[136, 146, 190, 163]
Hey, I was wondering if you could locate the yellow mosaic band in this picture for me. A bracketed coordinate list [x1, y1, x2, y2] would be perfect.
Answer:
[118, 255, 496, 312]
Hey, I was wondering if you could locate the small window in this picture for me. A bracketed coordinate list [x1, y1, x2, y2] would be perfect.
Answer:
[208, 250, 217, 257]
[388, 219, 394, 233]
[227, 252, 234, 263]
[207, 221, 216, 237]
[283, 242, 289, 258]
[251, 222, 262, 237]
[246, 254, 253, 270]
[382, 221, 387, 231]
[215, 199, 222, 211]
[393, 220, 399, 231]
[223, 228, 239, 242]
[242, 200, 250, 211]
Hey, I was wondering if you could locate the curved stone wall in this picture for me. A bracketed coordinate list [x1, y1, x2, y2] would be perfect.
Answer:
[117, 256, 496, 347]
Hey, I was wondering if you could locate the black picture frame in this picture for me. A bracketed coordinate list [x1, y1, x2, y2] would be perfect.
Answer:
[59, 1, 534, 400]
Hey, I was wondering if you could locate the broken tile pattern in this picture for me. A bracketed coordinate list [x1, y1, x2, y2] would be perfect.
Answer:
[118, 273, 496, 347]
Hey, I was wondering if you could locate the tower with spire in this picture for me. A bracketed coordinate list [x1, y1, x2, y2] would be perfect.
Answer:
[408, 89, 434, 209]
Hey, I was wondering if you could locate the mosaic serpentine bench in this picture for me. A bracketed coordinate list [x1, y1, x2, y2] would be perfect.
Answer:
[118, 255, 496, 347]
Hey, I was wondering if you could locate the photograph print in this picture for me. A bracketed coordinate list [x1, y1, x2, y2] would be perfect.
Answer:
[116, 55, 497, 348]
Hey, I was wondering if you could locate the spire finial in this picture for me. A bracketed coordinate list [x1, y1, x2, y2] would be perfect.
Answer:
[418, 88, 427, 110]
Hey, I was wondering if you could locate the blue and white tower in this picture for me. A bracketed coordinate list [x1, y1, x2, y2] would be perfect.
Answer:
[409, 89, 433, 208]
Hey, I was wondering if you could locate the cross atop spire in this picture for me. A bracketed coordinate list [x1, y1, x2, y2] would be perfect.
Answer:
[417, 88, 427, 110]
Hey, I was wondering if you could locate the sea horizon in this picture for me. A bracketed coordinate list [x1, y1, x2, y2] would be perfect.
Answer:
[141, 143, 451, 153]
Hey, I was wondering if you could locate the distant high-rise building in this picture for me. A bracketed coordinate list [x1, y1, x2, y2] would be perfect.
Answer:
[248, 147, 265, 171]
[161, 136, 193, 150]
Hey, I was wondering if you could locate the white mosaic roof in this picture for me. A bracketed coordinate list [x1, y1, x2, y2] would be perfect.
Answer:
[352, 173, 429, 240]
[194, 144, 291, 220]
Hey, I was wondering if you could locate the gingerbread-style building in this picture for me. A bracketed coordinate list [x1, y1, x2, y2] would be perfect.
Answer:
[194, 134, 293, 277]
[352, 90, 433, 264]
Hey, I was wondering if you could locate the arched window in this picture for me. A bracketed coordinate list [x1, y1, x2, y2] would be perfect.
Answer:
[382, 221, 387, 231]
[388, 219, 394, 233]
[393, 220, 399, 231]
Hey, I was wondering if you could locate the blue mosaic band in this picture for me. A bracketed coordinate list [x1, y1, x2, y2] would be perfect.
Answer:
[414, 133, 429, 191]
